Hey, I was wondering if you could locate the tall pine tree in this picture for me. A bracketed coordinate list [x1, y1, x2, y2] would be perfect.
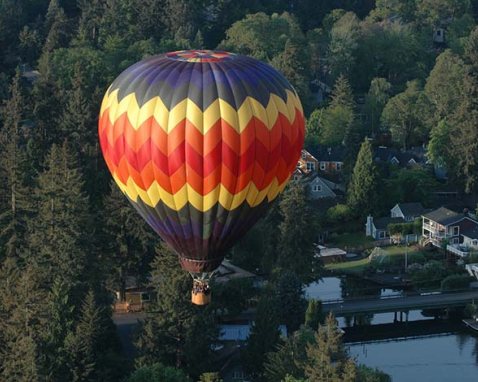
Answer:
[278, 181, 320, 283]
[26, 142, 91, 292]
[0, 71, 32, 260]
[347, 139, 379, 218]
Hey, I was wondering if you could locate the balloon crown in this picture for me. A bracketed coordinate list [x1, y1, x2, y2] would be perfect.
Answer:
[166, 50, 236, 63]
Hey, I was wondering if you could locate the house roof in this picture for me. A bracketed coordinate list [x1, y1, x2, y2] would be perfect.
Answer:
[395, 202, 426, 217]
[462, 226, 478, 240]
[374, 146, 425, 167]
[215, 260, 256, 283]
[317, 247, 347, 257]
[373, 217, 405, 230]
[422, 207, 464, 225]
[315, 145, 346, 162]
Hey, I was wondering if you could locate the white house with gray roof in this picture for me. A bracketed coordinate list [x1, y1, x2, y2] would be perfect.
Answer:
[308, 175, 344, 200]
[422, 207, 478, 249]
[391, 202, 426, 221]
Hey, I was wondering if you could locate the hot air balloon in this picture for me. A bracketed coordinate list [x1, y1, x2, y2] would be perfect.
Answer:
[98, 50, 304, 305]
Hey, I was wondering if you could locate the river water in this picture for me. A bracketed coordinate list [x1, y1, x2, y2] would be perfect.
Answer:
[305, 277, 478, 381]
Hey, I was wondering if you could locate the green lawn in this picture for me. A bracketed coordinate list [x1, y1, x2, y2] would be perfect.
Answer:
[326, 257, 371, 274]
[326, 245, 427, 275]
[327, 232, 374, 248]
[378, 245, 424, 257]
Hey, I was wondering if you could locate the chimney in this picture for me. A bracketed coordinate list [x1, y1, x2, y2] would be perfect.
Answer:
[366, 215, 373, 237]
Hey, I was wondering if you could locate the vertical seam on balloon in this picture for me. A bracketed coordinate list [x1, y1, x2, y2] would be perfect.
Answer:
[255, 61, 288, 202]
[148, 64, 183, 252]
[247, 65, 274, 209]
[182, 63, 198, 259]
[208, 61, 225, 255]
[211, 60, 237, 250]
[165, 61, 190, 257]
[218, 61, 253, 247]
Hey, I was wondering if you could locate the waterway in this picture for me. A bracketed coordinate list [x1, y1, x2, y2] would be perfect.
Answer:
[305, 276, 478, 381]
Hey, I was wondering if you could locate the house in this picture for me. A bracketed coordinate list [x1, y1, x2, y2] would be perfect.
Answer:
[366, 216, 405, 240]
[315, 245, 346, 264]
[292, 167, 306, 181]
[447, 225, 478, 258]
[307, 175, 344, 200]
[315, 145, 346, 173]
[390, 202, 426, 221]
[297, 149, 319, 173]
[374, 146, 425, 168]
[422, 207, 478, 249]
[113, 276, 154, 313]
[215, 259, 257, 284]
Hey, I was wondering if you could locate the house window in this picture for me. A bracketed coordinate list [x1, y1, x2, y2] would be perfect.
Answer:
[379, 231, 386, 239]
[306, 161, 315, 171]
[312, 185, 322, 192]
[320, 162, 326, 170]
[336, 162, 342, 170]
[453, 226, 459, 235]
[140, 292, 150, 302]
[473, 240, 478, 246]
[301, 151, 306, 159]
[451, 237, 459, 244]
[233, 371, 245, 380]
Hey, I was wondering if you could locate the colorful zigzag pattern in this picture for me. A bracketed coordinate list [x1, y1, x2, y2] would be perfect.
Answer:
[98, 50, 305, 273]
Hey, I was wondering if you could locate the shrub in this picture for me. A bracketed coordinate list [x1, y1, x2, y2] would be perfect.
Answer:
[440, 274, 473, 291]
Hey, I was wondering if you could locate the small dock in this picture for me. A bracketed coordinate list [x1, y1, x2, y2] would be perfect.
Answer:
[462, 318, 478, 332]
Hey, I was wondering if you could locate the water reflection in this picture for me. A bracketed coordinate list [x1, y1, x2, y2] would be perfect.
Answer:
[348, 333, 478, 382]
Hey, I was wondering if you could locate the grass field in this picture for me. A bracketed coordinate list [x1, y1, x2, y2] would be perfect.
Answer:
[326, 244, 427, 274]
[327, 232, 374, 248]
[326, 257, 371, 274]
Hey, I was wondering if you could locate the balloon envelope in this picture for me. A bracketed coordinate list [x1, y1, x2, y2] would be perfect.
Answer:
[98, 50, 304, 273]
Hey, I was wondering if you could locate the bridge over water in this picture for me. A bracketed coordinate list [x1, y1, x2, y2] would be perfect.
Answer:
[322, 290, 478, 317]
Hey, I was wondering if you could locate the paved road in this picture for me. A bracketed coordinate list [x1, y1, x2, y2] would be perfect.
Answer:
[112, 313, 145, 359]
[323, 290, 478, 316]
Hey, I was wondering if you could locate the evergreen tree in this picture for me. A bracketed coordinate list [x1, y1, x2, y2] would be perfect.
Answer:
[278, 181, 320, 283]
[304, 299, 323, 330]
[304, 314, 356, 382]
[271, 37, 313, 113]
[264, 327, 315, 382]
[274, 271, 307, 333]
[364, 77, 391, 136]
[347, 139, 379, 218]
[242, 291, 281, 381]
[26, 142, 91, 290]
[77, 0, 105, 47]
[127, 363, 192, 382]
[0, 72, 32, 259]
[66, 290, 101, 381]
[0, 263, 47, 381]
[43, 0, 70, 53]
[319, 75, 355, 146]
[31, 57, 63, 160]
[44, 279, 76, 380]
[102, 181, 157, 301]
[330, 75, 355, 110]
[135, 243, 217, 377]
